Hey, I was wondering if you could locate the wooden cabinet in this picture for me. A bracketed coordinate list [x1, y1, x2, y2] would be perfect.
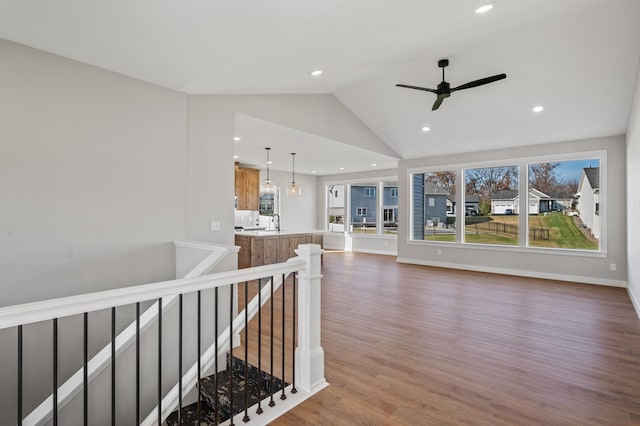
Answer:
[235, 233, 323, 269]
[235, 165, 260, 210]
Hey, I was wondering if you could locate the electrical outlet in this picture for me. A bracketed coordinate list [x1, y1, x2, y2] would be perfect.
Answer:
[210, 221, 221, 231]
[437, 248, 442, 255]
[610, 263, 616, 271]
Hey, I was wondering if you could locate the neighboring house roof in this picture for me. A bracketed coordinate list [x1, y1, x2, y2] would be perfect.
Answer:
[424, 182, 450, 195]
[446, 194, 479, 203]
[491, 188, 555, 201]
[490, 189, 519, 200]
[584, 167, 600, 190]
[548, 191, 576, 200]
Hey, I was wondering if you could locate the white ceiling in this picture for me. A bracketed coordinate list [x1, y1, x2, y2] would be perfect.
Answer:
[2, 0, 639, 172]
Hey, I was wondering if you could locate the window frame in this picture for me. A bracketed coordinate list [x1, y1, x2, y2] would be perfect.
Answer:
[407, 150, 607, 256]
[324, 176, 398, 237]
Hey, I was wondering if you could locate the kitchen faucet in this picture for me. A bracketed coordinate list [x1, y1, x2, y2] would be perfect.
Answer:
[272, 214, 281, 232]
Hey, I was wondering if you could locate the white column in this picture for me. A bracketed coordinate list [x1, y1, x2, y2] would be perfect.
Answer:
[294, 243, 327, 393]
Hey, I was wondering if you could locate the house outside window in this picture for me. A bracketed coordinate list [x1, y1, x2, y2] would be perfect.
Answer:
[356, 207, 367, 216]
[528, 159, 600, 250]
[350, 183, 377, 234]
[390, 188, 398, 197]
[411, 170, 456, 241]
[364, 187, 376, 197]
[383, 208, 394, 222]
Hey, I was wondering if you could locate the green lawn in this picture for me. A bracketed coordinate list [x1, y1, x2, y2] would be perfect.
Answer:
[529, 213, 597, 250]
[464, 233, 518, 245]
[424, 234, 456, 242]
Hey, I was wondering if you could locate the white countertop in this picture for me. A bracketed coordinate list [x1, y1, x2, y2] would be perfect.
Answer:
[235, 229, 324, 237]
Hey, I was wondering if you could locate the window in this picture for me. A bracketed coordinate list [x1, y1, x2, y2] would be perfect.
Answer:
[326, 184, 345, 232]
[411, 170, 456, 242]
[350, 183, 377, 234]
[464, 165, 519, 246]
[383, 181, 398, 235]
[383, 209, 395, 222]
[528, 159, 600, 250]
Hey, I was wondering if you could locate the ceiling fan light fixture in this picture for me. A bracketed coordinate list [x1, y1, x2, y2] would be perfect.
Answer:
[260, 147, 277, 195]
[475, 4, 494, 14]
[286, 153, 302, 197]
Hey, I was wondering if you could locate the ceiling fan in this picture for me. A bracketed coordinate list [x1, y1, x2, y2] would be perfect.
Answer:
[396, 59, 507, 111]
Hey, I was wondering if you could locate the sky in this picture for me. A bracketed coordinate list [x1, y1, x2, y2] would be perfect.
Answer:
[546, 159, 600, 183]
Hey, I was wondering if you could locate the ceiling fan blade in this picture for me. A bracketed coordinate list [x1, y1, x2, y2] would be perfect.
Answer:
[451, 74, 506, 92]
[432, 96, 445, 111]
[396, 84, 438, 94]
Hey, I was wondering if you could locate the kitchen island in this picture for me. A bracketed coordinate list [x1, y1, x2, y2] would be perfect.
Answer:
[234, 230, 323, 269]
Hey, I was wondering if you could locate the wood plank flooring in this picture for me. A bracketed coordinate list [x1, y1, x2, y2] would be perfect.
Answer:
[264, 251, 640, 426]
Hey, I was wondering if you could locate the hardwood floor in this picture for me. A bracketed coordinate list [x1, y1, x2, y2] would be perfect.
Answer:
[265, 251, 640, 426]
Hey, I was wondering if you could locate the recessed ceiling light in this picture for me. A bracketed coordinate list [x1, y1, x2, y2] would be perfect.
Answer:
[371, 163, 377, 167]
[532, 105, 544, 113]
[339, 167, 345, 170]
[233, 136, 241, 141]
[310, 70, 323, 77]
[233, 155, 239, 159]
[422, 126, 431, 132]
[312, 170, 317, 174]
[475, 4, 494, 14]
[267, 160, 273, 164]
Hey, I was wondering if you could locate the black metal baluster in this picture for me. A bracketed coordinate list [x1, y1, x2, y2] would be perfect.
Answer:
[53, 318, 58, 426]
[269, 277, 275, 408]
[229, 284, 235, 426]
[256, 279, 263, 415]
[18, 325, 23, 426]
[84, 312, 88, 426]
[243, 282, 250, 423]
[281, 274, 286, 401]
[214, 287, 219, 425]
[178, 294, 183, 425]
[157, 298, 162, 425]
[111, 307, 116, 426]
[292, 272, 297, 394]
[136, 302, 140, 425]
[197, 291, 202, 424]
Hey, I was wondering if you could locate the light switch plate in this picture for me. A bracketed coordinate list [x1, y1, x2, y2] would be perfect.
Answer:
[210, 221, 221, 231]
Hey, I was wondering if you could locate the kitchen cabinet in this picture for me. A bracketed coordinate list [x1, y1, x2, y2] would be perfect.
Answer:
[235, 165, 260, 210]
[235, 232, 323, 269]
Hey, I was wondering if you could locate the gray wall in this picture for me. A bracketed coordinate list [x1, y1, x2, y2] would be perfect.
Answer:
[627, 63, 640, 316]
[0, 38, 188, 306]
[0, 38, 189, 424]
[398, 135, 627, 286]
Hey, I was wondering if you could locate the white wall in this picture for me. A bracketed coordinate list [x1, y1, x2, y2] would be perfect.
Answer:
[398, 136, 627, 286]
[0, 38, 188, 305]
[627, 62, 640, 316]
[258, 169, 319, 231]
[0, 37, 188, 423]
[187, 94, 388, 243]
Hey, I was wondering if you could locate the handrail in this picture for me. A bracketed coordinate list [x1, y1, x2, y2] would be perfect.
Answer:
[18, 242, 238, 426]
[141, 273, 287, 424]
[0, 259, 305, 330]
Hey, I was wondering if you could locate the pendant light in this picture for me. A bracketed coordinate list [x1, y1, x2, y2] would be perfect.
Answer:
[260, 147, 276, 195]
[286, 152, 302, 197]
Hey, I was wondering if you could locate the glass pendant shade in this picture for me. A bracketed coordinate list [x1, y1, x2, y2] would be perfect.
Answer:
[286, 152, 302, 197]
[260, 147, 277, 195]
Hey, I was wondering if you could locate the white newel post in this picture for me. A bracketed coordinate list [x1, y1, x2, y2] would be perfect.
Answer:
[294, 243, 327, 393]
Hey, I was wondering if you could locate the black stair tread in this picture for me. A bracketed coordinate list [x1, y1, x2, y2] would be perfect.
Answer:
[166, 356, 289, 425]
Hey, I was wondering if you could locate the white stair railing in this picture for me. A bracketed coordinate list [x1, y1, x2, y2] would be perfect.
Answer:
[1, 243, 326, 426]
[8, 241, 238, 426]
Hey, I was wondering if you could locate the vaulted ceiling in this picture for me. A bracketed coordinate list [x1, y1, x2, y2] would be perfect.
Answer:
[2, 0, 639, 173]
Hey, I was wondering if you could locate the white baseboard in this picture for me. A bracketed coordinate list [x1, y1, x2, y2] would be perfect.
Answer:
[353, 248, 398, 256]
[397, 257, 627, 288]
[628, 286, 640, 319]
